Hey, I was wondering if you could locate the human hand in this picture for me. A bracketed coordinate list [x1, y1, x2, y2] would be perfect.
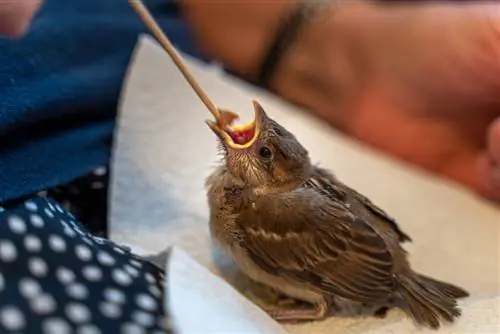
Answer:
[272, 2, 500, 201]
[0, 1, 42, 38]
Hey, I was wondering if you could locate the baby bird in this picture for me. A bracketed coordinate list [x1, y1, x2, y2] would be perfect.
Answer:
[205, 101, 469, 329]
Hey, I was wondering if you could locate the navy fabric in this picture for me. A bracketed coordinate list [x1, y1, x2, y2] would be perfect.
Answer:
[0, 0, 205, 202]
[0, 196, 170, 333]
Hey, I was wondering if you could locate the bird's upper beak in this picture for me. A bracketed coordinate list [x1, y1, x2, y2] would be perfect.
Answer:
[206, 100, 264, 149]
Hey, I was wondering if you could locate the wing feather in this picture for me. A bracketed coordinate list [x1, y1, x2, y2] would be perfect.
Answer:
[308, 167, 412, 243]
[237, 189, 395, 304]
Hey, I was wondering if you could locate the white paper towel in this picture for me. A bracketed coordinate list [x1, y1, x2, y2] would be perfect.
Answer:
[110, 35, 500, 334]
[167, 247, 289, 334]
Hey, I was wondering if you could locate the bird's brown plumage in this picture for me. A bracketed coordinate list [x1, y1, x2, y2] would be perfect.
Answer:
[237, 187, 396, 304]
[205, 102, 469, 329]
[306, 167, 412, 243]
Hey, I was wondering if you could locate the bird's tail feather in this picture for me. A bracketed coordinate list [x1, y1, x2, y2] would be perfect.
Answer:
[415, 273, 469, 299]
[396, 272, 469, 329]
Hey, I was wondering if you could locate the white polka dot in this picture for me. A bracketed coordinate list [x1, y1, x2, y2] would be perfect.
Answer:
[24, 234, 42, 252]
[121, 322, 146, 334]
[81, 237, 93, 246]
[56, 267, 75, 284]
[97, 251, 115, 266]
[75, 244, 92, 261]
[54, 204, 64, 213]
[0, 206, 4, 213]
[0, 240, 17, 262]
[0, 273, 4, 292]
[145, 273, 156, 284]
[65, 303, 90, 324]
[48, 234, 66, 252]
[42, 318, 71, 334]
[47, 202, 56, 211]
[59, 219, 70, 228]
[112, 269, 132, 286]
[77, 324, 102, 334]
[44, 207, 55, 218]
[129, 259, 142, 268]
[70, 222, 86, 236]
[63, 226, 77, 238]
[135, 294, 157, 311]
[0, 306, 25, 331]
[25, 201, 38, 211]
[148, 285, 162, 298]
[132, 310, 155, 327]
[30, 294, 57, 314]
[30, 214, 44, 227]
[93, 167, 106, 176]
[92, 237, 107, 245]
[124, 264, 140, 277]
[112, 246, 126, 255]
[103, 288, 126, 304]
[8, 215, 26, 234]
[29, 257, 49, 277]
[19, 278, 41, 298]
[99, 302, 121, 318]
[66, 283, 88, 300]
[82, 265, 102, 282]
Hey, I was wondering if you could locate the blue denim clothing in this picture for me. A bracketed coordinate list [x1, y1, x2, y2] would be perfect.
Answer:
[0, 0, 204, 202]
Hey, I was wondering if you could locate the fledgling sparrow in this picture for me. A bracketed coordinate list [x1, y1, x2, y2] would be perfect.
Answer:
[204, 101, 469, 329]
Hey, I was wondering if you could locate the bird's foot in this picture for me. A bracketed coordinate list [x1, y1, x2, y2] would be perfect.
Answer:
[243, 281, 287, 305]
[263, 301, 329, 323]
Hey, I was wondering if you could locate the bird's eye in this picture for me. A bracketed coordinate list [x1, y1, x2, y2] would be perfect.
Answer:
[258, 146, 272, 159]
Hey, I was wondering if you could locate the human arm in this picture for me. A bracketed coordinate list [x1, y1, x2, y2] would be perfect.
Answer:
[178, 0, 367, 130]
[179, 1, 500, 201]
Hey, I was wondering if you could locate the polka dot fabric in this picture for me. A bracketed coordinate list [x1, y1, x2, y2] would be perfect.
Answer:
[44, 165, 111, 237]
[0, 196, 172, 334]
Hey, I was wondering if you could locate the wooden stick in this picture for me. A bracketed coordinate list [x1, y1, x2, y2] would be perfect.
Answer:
[129, 0, 221, 120]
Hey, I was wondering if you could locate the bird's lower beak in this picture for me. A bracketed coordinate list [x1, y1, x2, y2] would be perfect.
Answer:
[206, 100, 263, 149]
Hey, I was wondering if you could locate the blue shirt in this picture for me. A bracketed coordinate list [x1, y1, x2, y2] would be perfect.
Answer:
[0, 0, 204, 202]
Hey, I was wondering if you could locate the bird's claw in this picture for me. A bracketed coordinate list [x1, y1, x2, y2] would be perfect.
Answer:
[263, 302, 328, 322]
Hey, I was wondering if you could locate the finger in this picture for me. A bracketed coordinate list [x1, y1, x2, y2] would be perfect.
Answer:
[474, 118, 500, 201]
[476, 154, 500, 201]
[0, 1, 43, 38]
[487, 117, 500, 163]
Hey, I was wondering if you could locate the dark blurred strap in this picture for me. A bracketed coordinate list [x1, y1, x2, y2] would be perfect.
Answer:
[256, 1, 336, 88]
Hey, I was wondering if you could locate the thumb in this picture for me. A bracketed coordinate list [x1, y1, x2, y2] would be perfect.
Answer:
[487, 118, 500, 166]
[0, 1, 43, 38]
[477, 118, 500, 201]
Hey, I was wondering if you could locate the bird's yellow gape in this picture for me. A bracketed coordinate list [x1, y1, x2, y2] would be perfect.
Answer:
[206, 101, 264, 149]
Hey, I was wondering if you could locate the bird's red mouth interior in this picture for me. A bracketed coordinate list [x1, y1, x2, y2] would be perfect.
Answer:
[207, 105, 261, 149]
[227, 125, 256, 145]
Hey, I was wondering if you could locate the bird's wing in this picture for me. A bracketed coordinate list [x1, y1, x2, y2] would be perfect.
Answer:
[308, 167, 412, 243]
[237, 189, 395, 304]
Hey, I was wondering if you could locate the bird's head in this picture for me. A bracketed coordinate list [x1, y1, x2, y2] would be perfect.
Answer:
[206, 101, 312, 190]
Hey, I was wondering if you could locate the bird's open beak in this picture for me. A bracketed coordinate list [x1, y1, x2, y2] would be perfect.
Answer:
[206, 100, 264, 149]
